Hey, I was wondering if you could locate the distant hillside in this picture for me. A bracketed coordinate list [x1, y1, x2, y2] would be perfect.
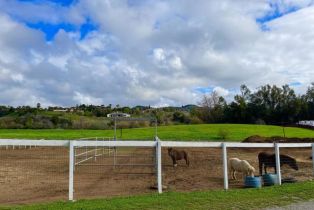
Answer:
[181, 104, 199, 111]
[0, 104, 200, 129]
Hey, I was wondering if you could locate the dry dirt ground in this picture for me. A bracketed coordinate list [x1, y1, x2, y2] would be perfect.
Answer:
[0, 146, 312, 205]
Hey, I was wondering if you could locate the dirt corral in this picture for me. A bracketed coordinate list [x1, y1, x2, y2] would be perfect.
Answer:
[0, 146, 313, 205]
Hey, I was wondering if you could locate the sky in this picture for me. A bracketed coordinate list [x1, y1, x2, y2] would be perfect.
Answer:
[0, 0, 314, 107]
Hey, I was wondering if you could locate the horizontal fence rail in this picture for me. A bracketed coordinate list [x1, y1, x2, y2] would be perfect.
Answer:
[0, 138, 313, 202]
[161, 141, 222, 148]
[0, 139, 69, 146]
[277, 143, 312, 148]
[73, 140, 157, 147]
[0, 140, 311, 148]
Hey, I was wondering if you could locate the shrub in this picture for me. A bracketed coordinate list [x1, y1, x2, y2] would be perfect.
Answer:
[255, 119, 266, 125]
[190, 116, 203, 124]
[217, 128, 230, 140]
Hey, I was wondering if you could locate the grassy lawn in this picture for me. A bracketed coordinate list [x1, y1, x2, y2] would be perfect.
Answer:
[2, 181, 314, 210]
[0, 124, 313, 141]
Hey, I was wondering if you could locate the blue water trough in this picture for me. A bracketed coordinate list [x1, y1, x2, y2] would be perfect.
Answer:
[244, 176, 262, 188]
[262, 173, 279, 186]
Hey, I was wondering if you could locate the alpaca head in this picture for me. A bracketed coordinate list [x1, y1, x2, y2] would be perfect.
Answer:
[248, 166, 255, 177]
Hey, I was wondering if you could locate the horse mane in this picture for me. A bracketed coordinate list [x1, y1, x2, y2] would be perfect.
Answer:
[258, 152, 296, 161]
[280, 154, 295, 160]
[279, 154, 297, 165]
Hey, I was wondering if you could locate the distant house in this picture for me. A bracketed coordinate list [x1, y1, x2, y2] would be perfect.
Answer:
[107, 112, 131, 118]
[53, 108, 74, 112]
[297, 120, 314, 127]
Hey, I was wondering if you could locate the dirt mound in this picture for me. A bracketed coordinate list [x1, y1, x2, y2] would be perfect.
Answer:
[243, 135, 314, 143]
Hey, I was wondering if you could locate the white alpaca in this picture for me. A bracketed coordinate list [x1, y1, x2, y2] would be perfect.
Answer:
[228, 158, 255, 180]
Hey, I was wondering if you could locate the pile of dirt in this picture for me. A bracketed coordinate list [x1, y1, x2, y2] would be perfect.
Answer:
[243, 135, 314, 143]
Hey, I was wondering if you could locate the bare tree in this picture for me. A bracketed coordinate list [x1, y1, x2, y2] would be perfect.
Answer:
[200, 91, 221, 109]
[198, 91, 226, 122]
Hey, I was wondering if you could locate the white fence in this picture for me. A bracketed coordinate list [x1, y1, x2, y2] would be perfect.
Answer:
[74, 137, 114, 166]
[0, 138, 313, 201]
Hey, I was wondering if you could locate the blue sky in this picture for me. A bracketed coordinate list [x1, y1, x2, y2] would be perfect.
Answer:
[14, 1, 306, 41]
[195, 87, 214, 94]
[0, 0, 313, 107]
[256, 2, 303, 31]
[27, 21, 97, 40]
[19, 1, 306, 41]
[18, 0, 76, 6]
[256, 3, 300, 24]
[17, 0, 97, 41]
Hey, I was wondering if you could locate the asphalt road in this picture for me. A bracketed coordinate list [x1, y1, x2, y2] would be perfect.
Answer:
[265, 200, 314, 210]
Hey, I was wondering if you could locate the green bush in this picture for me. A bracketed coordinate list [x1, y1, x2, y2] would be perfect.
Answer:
[217, 128, 230, 140]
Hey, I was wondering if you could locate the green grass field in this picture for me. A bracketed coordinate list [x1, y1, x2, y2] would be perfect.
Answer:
[0, 124, 313, 141]
[2, 181, 314, 210]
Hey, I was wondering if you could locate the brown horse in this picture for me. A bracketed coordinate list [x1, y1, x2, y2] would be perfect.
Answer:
[258, 152, 298, 175]
[168, 148, 190, 167]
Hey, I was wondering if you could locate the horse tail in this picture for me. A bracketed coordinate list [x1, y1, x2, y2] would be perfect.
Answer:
[185, 152, 190, 166]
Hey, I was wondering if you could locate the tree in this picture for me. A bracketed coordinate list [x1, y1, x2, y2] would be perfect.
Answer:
[304, 83, 314, 120]
[248, 84, 299, 124]
[232, 85, 252, 123]
[198, 91, 226, 123]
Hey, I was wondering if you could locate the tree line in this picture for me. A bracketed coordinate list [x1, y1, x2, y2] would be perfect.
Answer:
[197, 83, 314, 125]
[0, 83, 313, 129]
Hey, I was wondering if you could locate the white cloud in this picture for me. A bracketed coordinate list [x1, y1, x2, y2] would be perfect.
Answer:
[152, 48, 183, 70]
[153, 48, 166, 62]
[0, 1, 313, 107]
[11, 73, 24, 82]
[169, 56, 183, 70]
[213, 87, 229, 97]
[73, 91, 103, 105]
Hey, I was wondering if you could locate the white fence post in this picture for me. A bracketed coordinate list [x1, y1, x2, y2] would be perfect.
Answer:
[73, 146, 76, 172]
[275, 143, 282, 185]
[312, 143, 314, 177]
[222, 143, 228, 190]
[156, 139, 162, 193]
[154, 136, 158, 170]
[69, 141, 74, 201]
[95, 137, 97, 161]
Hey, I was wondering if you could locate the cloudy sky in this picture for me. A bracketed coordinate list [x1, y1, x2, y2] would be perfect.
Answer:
[0, 0, 313, 107]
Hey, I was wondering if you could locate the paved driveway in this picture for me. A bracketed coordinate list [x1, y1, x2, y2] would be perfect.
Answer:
[265, 200, 314, 210]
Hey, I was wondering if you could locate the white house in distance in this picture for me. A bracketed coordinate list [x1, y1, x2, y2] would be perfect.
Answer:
[107, 112, 131, 118]
[53, 108, 74, 112]
[297, 120, 314, 127]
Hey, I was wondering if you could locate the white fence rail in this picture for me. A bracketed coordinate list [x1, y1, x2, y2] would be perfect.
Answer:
[0, 138, 313, 201]
[74, 137, 114, 166]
